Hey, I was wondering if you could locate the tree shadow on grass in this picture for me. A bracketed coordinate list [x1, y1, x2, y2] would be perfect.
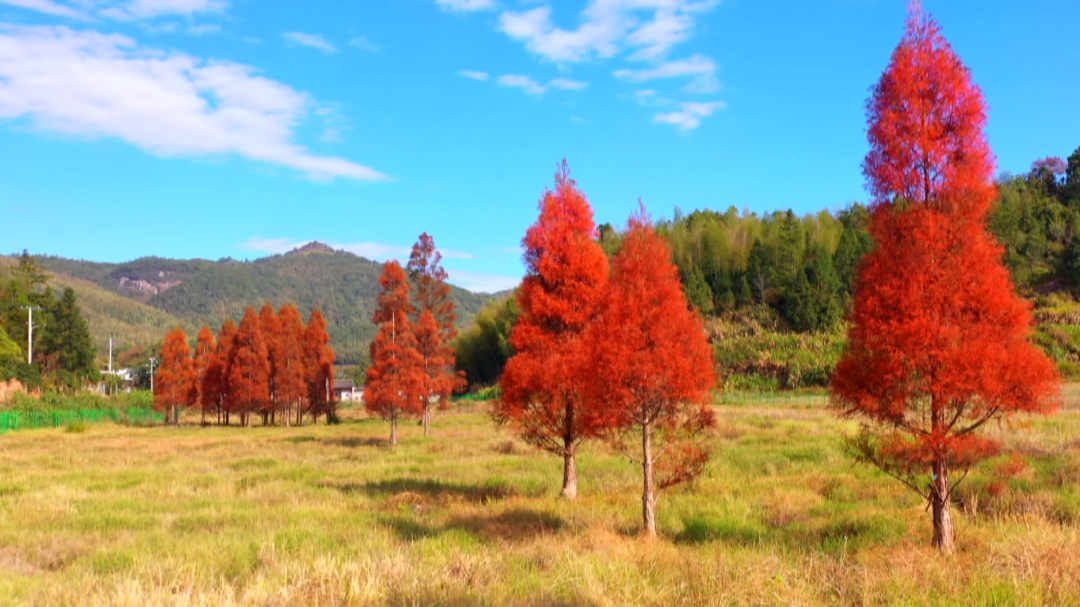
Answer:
[380, 508, 565, 544]
[319, 437, 389, 449]
[358, 477, 518, 503]
[446, 508, 564, 542]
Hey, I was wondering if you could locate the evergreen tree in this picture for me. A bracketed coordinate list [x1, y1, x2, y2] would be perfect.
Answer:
[38, 287, 97, 388]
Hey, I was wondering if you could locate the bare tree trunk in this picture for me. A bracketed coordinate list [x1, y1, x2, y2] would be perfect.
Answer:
[423, 406, 431, 437]
[390, 415, 398, 446]
[561, 401, 579, 499]
[642, 420, 657, 537]
[932, 457, 955, 553]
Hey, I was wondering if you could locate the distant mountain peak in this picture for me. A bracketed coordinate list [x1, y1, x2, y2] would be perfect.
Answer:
[287, 241, 336, 255]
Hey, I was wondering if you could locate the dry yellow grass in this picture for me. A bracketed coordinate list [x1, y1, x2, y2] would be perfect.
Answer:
[0, 392, 1078, 606]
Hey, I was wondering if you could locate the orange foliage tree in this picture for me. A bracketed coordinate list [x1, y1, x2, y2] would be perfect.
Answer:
[831, 4, 1060, 553]
[227, 306, 270, 428]
[260, 303, 284, 425]
[496, 162, 610, 499]
[277, 304, 308, 426]
[407, 232, 465, 436]
[192, 325, 215, 425]
[584, 207, 716, 536]
[203, 319, 236, 425]
[154, 327, 196, 425]
[303, 308, 336, 424]
[365, 260, 423, 446]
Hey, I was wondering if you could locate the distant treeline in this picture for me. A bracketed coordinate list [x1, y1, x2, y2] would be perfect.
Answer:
[455, 147, 1080, 388]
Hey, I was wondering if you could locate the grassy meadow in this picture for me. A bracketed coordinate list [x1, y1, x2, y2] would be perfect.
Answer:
[1, 390, 1079, 606]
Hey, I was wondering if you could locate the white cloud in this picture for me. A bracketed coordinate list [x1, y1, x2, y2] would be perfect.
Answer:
[653, 101, 724, 131]
[446, 269, 520, 294]
[548, 77, 588, 91]
[458, 69, 489, 81]
[498, 74, 545, 96]
[102, 0, 227, 19]
[0, 24, 387, 180]
[435, 0, 495, 12]
[348, 35, 378, 52]
[282, 32, 337, 53]
[0, 0, 87, 19]
[497, 1, 718, 63]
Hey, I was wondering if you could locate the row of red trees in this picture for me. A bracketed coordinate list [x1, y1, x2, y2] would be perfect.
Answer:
[365, 234, 465, 444]
[154, 304, 336, 427]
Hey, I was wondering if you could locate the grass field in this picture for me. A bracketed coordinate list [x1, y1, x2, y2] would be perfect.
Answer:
[1, 390, 1079, 606]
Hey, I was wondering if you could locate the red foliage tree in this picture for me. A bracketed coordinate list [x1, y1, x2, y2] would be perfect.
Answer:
[260, 302, 284, 425]
[496, 161, 610, 499]
[227, 306, 270, 428]
[203, 319, 237, 425]
[192, 325, 215, 425]
[154, 327, 196, 425]
[303, 308, 336, 424]
[407, 232, 466, 436]
[583, 207, 717, 536]
[276, 304, 307, 426]
[365, 261, 424, 446]
[831, 4, 1060, 553]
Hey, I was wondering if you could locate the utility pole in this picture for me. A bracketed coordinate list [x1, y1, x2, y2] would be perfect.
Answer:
[22, 306, 39, 364]
[108, 337, 114, 374]
[149, 357, 157, 393]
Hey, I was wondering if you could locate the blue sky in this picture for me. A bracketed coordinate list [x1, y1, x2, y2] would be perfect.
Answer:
[1, 0, 1078, 293]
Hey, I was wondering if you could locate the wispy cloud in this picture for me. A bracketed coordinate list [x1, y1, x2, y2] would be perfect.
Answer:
[495, 74, 590, 96]
[498, 74, 546, 96]
[653, 101, 725, 131]
[435, 0, 495, 12]
[548, 77, 588, 91]
[4, 0, 232, 20]
[186, 23, 221, 36]
[614, 54, 718, 92]
[348, 35, 378, 52]
[445, 269, 520, 294]
[0, 24, 387, 180]
[458, 70, 489, 81]
[282, 32, 338, 53]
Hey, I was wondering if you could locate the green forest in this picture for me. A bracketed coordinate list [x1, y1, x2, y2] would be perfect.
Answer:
[456, 147, 1080, 390]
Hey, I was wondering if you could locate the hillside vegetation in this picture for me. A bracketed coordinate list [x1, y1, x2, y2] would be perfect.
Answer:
[21, 243, 494, 365]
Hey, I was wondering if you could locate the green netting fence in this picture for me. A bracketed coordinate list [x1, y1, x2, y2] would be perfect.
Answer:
[0, 408, 165, 433]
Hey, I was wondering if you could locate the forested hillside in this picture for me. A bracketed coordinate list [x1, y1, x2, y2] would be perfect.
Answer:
[20, 242, 494, 365]
[457, 148, 1080, 389]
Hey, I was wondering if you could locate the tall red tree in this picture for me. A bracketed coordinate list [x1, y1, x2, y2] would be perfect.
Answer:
[365, 260, 424, 446]
[303, 308, 336, 424]
[154, 327, 196, 425]
[192, 325, 215, 425]
[260, 302, 284, 425]
[228, 306, 270, 428]
[583, 207, 716, 536]
[203, 319, 237, 425]
[407, 232, 465, 436]
[277, 304, 307, 427]
[831, 4, 1060, 553]
[496, 161, 610, 499]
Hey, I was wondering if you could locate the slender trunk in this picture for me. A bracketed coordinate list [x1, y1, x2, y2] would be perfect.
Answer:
[932, 457, 955, 553]
[423, 407, 431, 437]
[390, 415, 398, 446]
[642, 420, 657, 537]
[561, 402, 578, 499]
